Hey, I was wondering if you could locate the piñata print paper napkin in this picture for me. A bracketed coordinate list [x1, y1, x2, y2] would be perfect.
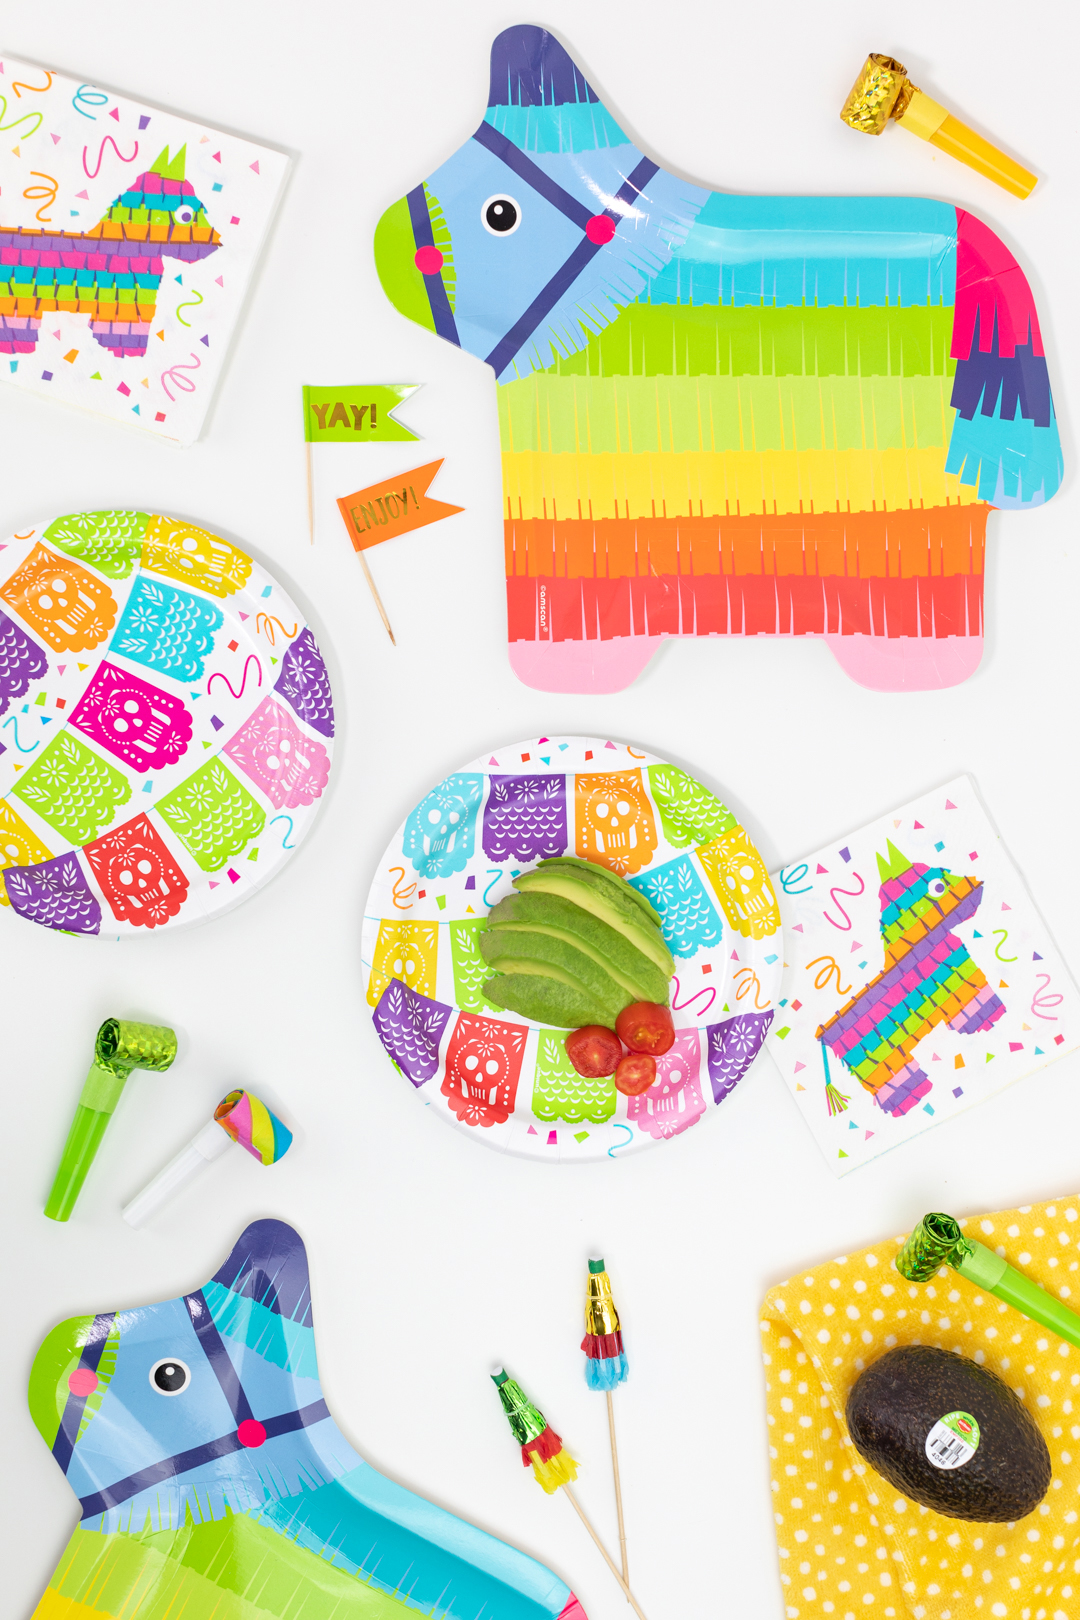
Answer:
[0, 56, 287, 445]
[763, 1194, 1080, 1620]
[765, 777, 1079, 1175]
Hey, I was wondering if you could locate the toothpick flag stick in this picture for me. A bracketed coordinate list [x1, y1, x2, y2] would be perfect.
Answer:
[490, 1367, 650, 1620]
[305, 441, 314, 545]
[355, 549, 396, 645]
[582, 1257, 630, 1584]
[336, 459, 461, 646]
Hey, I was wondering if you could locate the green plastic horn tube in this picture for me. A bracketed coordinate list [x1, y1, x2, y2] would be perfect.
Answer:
[896, 1211, 1080, 1351]
[45, 1019, 177, 1222]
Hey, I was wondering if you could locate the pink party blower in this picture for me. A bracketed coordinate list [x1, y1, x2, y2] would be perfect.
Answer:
[121, 1089, 292, 1227]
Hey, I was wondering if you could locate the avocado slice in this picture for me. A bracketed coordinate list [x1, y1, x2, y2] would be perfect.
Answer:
[514, 867, 674, 977]
[479, 927, 627, 1027]
[482, 972, 615, 1023]
[534, 856, 664, 928]
[846, 1343, 1051, 1521]
[486, 892, 669, 1004]
[482, 972, 615, 1029]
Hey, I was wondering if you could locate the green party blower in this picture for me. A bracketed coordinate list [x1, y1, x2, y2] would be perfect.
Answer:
[45, 1019, 177, 1221]
[897, 1211, 1080, 1350]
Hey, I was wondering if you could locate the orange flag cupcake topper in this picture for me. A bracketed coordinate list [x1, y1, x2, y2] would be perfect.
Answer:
[336, 460, 464, 646]
[337, 460, 463, 552]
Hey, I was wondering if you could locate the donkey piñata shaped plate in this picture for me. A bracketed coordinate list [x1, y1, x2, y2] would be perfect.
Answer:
[374, 26, 1061, 694]
[29, 1219, 586, 1620]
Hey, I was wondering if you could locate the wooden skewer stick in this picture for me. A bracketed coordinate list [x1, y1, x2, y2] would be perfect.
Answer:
[561, 1485, 648, 1620]
[356, 548, 396, 645]
[305, 442, 314, 544]
[606, 1389, 629, 1587]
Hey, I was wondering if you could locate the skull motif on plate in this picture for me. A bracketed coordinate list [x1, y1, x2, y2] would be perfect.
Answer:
[698, 827, 781, 940]
[442, 1012, 526, 1127]
[68, 660, 193, 773]
[625, 1028, 705, 1139]
[574, 769, 658, 875]
[403, 772, 483, 878]
[142, 515, 252, 598]
[367, 919, 439, 1006]
[0, 543, 116, 653]
[83, 813, 190, 928]
[223, 697, 330, 809]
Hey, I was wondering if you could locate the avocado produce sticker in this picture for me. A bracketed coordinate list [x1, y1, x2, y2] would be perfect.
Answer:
[926, 1411, 981, 1469]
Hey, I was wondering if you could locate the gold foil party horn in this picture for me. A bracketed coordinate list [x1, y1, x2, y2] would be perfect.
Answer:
[840, 54, 1037, 199]
[45, 1019, 177, 1221]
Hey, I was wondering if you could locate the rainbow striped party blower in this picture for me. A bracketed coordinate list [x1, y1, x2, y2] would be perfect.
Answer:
[491, 1367, 650, 1620]
[122, 1089, 292, 1228]
[583, 1257, 630, 1582]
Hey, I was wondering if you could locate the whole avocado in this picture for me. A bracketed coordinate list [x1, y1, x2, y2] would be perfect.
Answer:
[845, 1344, 1051, 1521]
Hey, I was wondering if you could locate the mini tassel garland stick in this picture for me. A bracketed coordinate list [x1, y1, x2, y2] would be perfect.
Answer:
[583, 1257, 629, 1583]
[491, 1368, 650, 1620]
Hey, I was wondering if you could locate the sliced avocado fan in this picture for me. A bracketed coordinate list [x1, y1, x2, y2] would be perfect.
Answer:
[482, 973, 613, 1030]
[535, 855, 663, 927]
[479, 926, 626, 1028]
[485, 891, 669, 1004]
[513, 865, 673, 977]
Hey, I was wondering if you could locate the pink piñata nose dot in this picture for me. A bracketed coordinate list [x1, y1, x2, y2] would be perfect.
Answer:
[585, 215, 616, 245]
[237, 1418, 267, 1448]
[67, 1369, 98, 1397]
[414, 246, 444, 275]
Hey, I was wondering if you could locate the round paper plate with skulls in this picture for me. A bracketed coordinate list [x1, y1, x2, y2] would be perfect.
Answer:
[362, 736, 782, 1161]
[0, 510, 334, 937]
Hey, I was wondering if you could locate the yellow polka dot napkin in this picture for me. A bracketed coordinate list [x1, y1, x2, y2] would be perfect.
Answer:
[762, 1195, 1080, 1620]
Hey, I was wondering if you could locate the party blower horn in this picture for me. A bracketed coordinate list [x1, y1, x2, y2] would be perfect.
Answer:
[840, 54, 1037, 199]
[897, 1211, 1080, 1349]
[122, 1089, 292, 1227]
[583, 1257, 630, 1584]
[45, 1020, 177, 1222]
[491, 1367, 650, 1620]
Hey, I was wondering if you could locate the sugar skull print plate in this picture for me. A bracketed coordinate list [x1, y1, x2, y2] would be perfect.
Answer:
[0, 510, 334, 937]
[363, 737, 782, 1161]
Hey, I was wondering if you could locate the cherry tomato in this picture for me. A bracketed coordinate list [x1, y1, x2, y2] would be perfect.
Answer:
[565, 1025, 622, 1079]
[614, 1053, 656, 1096]
[615, 1001, 674, 1056]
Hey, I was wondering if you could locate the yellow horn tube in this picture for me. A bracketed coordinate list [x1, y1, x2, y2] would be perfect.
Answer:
[841, 53, 1037, 199]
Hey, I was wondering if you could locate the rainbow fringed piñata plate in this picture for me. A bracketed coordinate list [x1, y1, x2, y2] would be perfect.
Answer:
[362, 736, 782, 1161]
[0, 509, 334, 937]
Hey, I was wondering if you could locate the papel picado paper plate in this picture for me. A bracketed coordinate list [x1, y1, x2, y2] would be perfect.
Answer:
[363, 736, 782, 1161]
[0, 509, 334, 937]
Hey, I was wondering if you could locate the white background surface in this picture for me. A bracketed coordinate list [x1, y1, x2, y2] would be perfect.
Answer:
[1, 3, 1078, 1618]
